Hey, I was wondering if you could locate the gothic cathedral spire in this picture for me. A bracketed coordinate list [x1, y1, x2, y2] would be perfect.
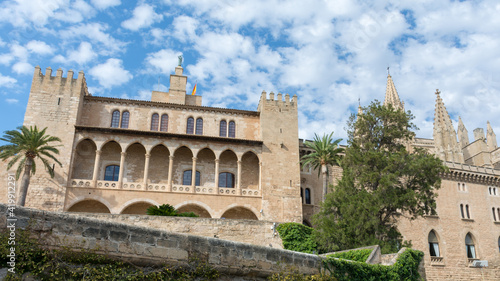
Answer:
[384, 73, 404, 111]
[433, 89, 464, 163]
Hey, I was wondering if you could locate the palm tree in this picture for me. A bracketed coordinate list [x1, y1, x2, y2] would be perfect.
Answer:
[301, 132, 344, 202]
[0, 126, 62, 206]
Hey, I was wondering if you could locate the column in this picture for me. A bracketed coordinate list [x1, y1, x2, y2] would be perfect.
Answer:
[167, 155, 174, 192]
[258, 161, 262, 191]
[214, 158, 220, 194]
[92, 150, 102, 187]
[143, 153, 151, 190]
[237, 160, 242, 195]
[118, 152, 126, 189]
[191, 157, 197, 193]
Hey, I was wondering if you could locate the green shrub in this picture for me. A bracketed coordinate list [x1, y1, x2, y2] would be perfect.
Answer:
[323, 248, 424, 281]
[146, 204, 199, 217]
[276, 222, 317, 254]
[327, 248, 373, 262]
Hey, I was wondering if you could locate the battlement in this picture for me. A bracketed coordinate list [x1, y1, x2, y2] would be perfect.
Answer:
[32, 66, 89, 97]
[257, 90, 297, 112]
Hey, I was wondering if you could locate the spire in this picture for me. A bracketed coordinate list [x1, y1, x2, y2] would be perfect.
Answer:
[357, 98, 363, 116]
[384, 72, 404, 111]
[487, 121, 498, 151]
[457, 116, 469, 148]
[433, 89, 463, 163]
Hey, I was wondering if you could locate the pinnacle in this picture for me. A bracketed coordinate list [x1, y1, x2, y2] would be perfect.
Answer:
[384, 73, 403, 110]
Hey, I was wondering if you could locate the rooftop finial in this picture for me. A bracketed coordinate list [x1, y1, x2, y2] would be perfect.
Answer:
[435, 89, 440, 96]
[387, 66, 390, 76]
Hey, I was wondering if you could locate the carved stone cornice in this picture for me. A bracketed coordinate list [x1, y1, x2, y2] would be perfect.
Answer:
[84, 96, 260, 117]
[442, 161, 500, 185]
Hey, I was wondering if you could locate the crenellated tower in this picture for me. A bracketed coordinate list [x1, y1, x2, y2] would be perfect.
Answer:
[432, 89, 464, 163]
[258, 91, 302, 223]
[23, 66, 89, 211]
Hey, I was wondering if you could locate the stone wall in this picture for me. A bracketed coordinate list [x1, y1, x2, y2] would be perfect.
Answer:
[66, 212, 284, 249]
[0, 205, 321, 279]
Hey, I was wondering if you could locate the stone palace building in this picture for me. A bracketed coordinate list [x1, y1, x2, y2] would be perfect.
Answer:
[1, 65, 499, 279]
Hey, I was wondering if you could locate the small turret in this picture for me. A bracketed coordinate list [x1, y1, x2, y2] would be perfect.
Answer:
[457, 117, 469, 148]
[487, 121, 498, 151]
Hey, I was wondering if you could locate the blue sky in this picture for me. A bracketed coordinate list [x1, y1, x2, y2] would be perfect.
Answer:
[1, 0, 499, 143]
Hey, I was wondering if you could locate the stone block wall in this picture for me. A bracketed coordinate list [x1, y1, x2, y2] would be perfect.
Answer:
[0, 205, 322, 279]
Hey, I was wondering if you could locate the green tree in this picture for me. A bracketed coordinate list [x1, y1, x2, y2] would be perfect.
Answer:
[0, 126, 62, 206]
[313, 101, 447, 253]
[301, 132, 344, 201]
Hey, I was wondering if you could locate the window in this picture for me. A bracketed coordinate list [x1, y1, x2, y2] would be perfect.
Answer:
[300, 188, 303, 202]
[493, 208, 497, 221]
[465, 233, 476, 259]
[186, 117, 194, 134]
[428, 230, 440, 257]
[228, 121, 235, 138]
[498, 237, 500, 252]
[490, 187, 497, 196]
[196, 118, 203, 135]
[151, 113, 159, 131]
[219, 120, 227, 137]
[305, 188, 311, 204]
[111, 110, 120, 127]
[160, 114, 168, 132]
[218, 172, 234, 188]
[183, 170, 200, 186]
[461, 204, 471, 219]
[120, 111, 129, 128]
[104, 165, 119, 181]
[458, 182, 467, 192]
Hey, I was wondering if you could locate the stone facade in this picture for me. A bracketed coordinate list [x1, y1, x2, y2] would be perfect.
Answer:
[1, 65, 500, 279]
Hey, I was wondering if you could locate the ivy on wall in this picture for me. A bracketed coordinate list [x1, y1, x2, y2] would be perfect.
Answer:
[276, 222, 317, 254]
[327, 248, 373, 263]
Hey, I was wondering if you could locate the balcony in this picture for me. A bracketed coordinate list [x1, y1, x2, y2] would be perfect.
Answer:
[430, 256, 444, 266]
[69, 179, 260, 197]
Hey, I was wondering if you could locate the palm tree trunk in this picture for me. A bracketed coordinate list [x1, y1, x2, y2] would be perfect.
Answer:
[17, 157, 33, 206]
[322, 164, 328, 202]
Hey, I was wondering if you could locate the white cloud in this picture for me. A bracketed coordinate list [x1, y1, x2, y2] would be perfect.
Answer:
[90, 0, 121, 10]
[0, 74, 17, 87]
[145, 49, 181, 74]
[0, 0, 94, 27]
[12, 61, 33, 75]
[172, 16, 198, 42]
[53, 42, 97, 65]
[5, 98, 18, 104]
[60, 23, 126, 55]
[26, 40, 53, 55]
[89, 58, 132, 88]
[121, 4, 163, 31]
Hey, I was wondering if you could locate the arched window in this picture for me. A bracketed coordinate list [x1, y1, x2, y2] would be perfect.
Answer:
[428, 230, 440, 257]
[228, 121, 235, 138]
[498, 237, 500, 252]
[160, 114, 168, 132]
[465, 204, 470, 219]
[196, 118, 203, 135]
[183, 170, 200, 186]
[300, 188, 304, 203]
[121, 111, 129, 128]
[219, 120, 227, 137]
[104, 165, 119, 181]
[186, 117, 194, 134]
[460, 204, 465, 218]
[151, 113, 159, 131]
[218, 172, 234, 188]
[465, 233, 476, 259]
[493, 208, 497, 221]
[111, 110, 120, 127]
[305, 188, 311, 204]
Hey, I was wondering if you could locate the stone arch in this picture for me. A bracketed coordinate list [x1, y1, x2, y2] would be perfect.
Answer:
[100, 141, 122, 181]
[99, 139, 123, 151]
[71, 138, 97, 180]
[196, 148, 216, 187]
[173, 146, 194, 185]
[124, 142, 146, 183]
[176, 203, 212, 218]
[241, 151, 259, 189]
[120, 200, 157, 215]
[220, 205, 259, 220]
[219, 149, 238, 187]
[66, 198, 111, 213]
[148, 144, 170, 184]
[174, 201, 215, 218]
